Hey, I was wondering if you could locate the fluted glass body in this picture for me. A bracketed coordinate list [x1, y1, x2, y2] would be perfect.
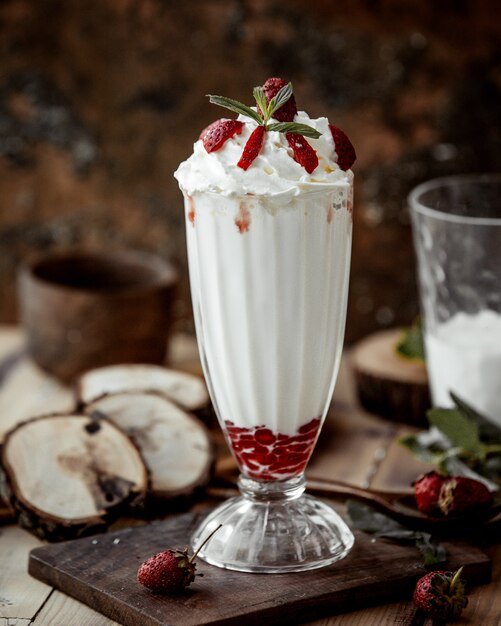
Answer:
[184, 184, 354, 573]
[185, 187, 352, 479]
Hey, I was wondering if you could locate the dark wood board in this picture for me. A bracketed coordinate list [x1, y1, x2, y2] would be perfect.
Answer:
[29, 510, 491, 626]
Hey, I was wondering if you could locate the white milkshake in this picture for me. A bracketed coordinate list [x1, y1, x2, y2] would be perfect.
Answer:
[425, 309, 501, 425]
[175, 111, 353, 480]
[176, 78, 356, 573]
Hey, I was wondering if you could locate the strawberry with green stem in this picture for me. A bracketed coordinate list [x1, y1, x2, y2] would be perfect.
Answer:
[137, 523, 222, 593]
[413, 567, 468, 622]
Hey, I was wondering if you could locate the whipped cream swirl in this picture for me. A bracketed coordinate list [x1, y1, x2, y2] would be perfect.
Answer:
[174, 111, 353, 202]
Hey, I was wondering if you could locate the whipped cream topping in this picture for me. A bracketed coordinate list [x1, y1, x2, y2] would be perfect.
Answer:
[174, 111, 353, 201]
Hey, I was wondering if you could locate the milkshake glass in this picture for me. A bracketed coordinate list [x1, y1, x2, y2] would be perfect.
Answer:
[175, 106, 354, 572]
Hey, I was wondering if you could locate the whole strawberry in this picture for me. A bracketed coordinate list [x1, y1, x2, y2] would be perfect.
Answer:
[413, 471, 445, 515]
[138, 548, 197, 593]
[413, 567, 468, 622]
[137, 524, 221, 594]
[439, 476, 493, 516]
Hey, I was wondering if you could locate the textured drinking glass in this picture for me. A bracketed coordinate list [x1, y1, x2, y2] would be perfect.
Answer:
[409, 174, 501, 425]
[184, 186, 354, 572]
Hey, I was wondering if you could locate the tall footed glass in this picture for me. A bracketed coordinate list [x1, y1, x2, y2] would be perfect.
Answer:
[184, 184, 354, 572]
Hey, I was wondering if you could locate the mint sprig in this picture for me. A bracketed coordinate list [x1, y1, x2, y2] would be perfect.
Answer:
[206, 95, 262, 125]
[207, 82, 321, 139]
[347, 501, 447, 567]
[396, 317, 425, 362]
[400, 393, 501, 488]
[267, 122, 321, 139]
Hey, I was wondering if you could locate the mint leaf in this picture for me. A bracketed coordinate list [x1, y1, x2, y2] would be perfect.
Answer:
[399, 433, 445, 464]
[427, 407, 483, 456]
[252, 87, 268, 117]
[207, 95, 262, 125]
[347, 500, 405, 534]
[347, 501, 447, 568]
[415, 532, 448, 567]
[450, 392, 501, 443]
[267, 122, 322, 139]
[396, 318, 425, 361]
[267, 82, 293, 119]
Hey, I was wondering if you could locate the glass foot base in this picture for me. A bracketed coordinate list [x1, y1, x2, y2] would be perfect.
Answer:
[191, 475, 354, 573]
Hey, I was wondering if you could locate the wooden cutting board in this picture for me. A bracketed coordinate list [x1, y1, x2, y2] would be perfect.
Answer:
[29, 510, 491, 626]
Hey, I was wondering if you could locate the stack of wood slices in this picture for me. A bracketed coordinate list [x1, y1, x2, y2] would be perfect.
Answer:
[0, 364, 213, 541]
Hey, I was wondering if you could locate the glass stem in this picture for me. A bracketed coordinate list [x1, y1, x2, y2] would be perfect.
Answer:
[238, 474, 306, 503]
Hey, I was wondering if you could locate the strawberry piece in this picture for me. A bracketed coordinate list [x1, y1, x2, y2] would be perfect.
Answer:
[328, 124, 356, 171]
[413, 471, 445, 515]
[286, 133, 318, 174]
[137, 549, 197, 593]
[438, 476, 493, 516]
[237, 125, 266, 170]
[200, 119, 244, 153]
[138, 525, 221, 594]
[413, 568, 468, 621]
[260, 77, 297, 122]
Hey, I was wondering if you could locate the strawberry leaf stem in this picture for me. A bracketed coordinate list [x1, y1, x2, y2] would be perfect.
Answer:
[190, 523, 222, 563]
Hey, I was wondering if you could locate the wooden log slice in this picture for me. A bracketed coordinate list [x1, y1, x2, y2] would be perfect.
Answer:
[351, 328, 431, 427]
[76, 364, 209, 413]
[0, 414, 149, 541]
[85, 392, 213, 501]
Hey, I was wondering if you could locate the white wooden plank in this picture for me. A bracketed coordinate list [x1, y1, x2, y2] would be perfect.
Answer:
[0, 527, 51, 620]
[32, 591, 121, 626]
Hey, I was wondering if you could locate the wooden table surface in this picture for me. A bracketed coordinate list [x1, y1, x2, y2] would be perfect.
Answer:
[0, 326, 500, 626]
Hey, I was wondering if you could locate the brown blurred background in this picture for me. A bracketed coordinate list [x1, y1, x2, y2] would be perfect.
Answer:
[0, 0, 500, 343]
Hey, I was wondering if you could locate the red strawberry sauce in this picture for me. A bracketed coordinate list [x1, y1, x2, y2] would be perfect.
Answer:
[224, 417, 322, 481]
[187, 195, 196, 226]
[235, 202, 251, 233]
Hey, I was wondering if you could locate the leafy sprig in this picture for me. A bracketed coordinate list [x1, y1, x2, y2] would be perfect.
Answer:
[347, 501, 447, 567]
[396, 317, 425, 362]
[207, 82, 321, 139]
[400, 393, 501, 489]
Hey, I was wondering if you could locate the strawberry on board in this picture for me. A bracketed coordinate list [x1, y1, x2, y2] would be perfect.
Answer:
[413, 567, 468, 622]
[137, 524, 221, 594]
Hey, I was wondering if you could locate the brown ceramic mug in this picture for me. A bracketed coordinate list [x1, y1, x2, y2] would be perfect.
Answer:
[18, 248, 179, 382]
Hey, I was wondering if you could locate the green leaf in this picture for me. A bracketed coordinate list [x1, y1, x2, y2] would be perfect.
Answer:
[450, 392, 501, 443]
[396, 318, 425, 362]
[346, 501, 406, 534]
[267, 82, 293, 119]
[399, 434, 445, 464]
[206, 95, 262, 125]
[252, 86, 268, 117]
[267, 122, 322, 139]
[347, 501, 447, 568]
[415, 532, 448, 567]
[427, 407, 483, 455]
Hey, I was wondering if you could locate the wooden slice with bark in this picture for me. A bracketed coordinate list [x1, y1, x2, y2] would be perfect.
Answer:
[351, 328, 431, 426]
[85, 392, 213, 501]
[76, 364, 209, 413]
[0, 414, 148, 541]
